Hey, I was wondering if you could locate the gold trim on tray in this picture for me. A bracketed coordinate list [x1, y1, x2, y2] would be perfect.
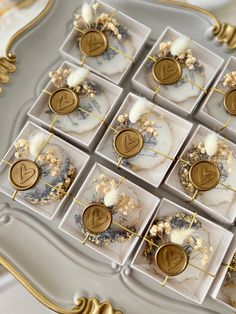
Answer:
[0, 0, 54, 93]
[162, 0, 236, 50]
[0, 256, 123, 314]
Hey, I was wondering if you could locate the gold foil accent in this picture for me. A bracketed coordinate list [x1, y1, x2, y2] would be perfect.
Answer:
[189, 160, 220, 191]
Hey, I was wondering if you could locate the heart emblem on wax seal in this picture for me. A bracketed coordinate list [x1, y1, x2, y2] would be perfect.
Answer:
[198, 166, 216, 185]
[19, 163, 36, 184]
[152, 57, 182, 85]
[57, 92, 75, 111]
[114, 128, 144, 158]
[189, 160, 220, 191]
[160, 61, 179, 82]
[82, 203, 112, 234]
[49, 88, 78, 115]
[123, 133, 140, 153]
[164, 246, 184, 271]
[89, 207, 109, 229]
[155, 243, 188, 276]
[9, 159, 39, 191]
[80, 29, 108, 57]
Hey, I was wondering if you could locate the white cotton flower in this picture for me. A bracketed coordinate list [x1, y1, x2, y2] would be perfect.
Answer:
[170, 228, 193, 246]
[81, 2, 93, 25]
[204, 133, 218, 157]
[66, 67, 89, 88]
[170, 37, 189, 57]
[29, 133, 48, 157]
[129, 98, 147, 123]
[104, 189, 119, 207]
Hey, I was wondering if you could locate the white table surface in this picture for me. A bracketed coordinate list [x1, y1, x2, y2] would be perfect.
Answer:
[0, 0, 235, 313]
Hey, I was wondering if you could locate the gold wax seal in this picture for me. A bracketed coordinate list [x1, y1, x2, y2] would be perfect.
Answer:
[49, 88, 78, 115]
[152, 57, 182, 85]
[82, 203, 112, 234]
[9, 159, 39, 191]
[80, 29, 108, 57]
[155, 243, 188, 276]
[114, 128, 144, 158]
[189, 160, 220, 191]
[224, 88, 236, 116]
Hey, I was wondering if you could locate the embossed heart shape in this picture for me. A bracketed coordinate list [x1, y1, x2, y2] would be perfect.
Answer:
[123, 134, 139, 153]
[87, 34, 103, 53]
[57, 92, 74, 111]
[164, 247, 184, 271]
[89, 208, 108, 229]
[160, 62, 178, 81]
[20, 163, 36, 184]
[198, 166, 216, 185]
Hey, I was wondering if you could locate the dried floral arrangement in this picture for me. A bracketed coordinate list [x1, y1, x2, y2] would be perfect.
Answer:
[145, 37, 206, 104]
[75, 173, 142, 245]
[143, 211, 213, 277]
[72, 1, 135, 78]
[73, 2, 128, 43]
[179, 133, 234, 198]
[49, 66, 101, 98]
[112, 98, 174, 171]
[221, 253, 236, 308]
[13, 133, 76, 205]
[155, 38, 203, 70]
[223, 71, 236, 88]
[45, 65, 111, 135]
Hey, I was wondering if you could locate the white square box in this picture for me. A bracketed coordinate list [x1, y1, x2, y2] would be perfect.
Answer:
[132, 27, 224, 118]
[210, 231, 236, 311]
[0, 121, 89, 220]
[60, 0, 151, 85]
[28, 61, 123, 152]
[59, 162, 160, 265]
[197, 56, 236, 143]
[96, 92, 192, 188]
[164, 125, 236, 224]
[131, 198, 233, 304]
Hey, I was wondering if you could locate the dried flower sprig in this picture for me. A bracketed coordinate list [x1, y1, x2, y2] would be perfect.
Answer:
[49, 68, 71, 89]
[156, 38, 202, 70]
[49, 66, 98, 98]
[116, 99, 159, 137]
[73, 2, 127, 41]
[223, 71, 236, 88]
[94, 173, 141, 216]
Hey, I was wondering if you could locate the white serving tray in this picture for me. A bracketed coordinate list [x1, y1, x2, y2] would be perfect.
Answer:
[0, 1, 235, 313]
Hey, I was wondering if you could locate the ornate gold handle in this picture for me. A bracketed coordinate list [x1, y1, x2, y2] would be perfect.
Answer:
[0, 256, 123, 314]
[0, 0, 54, 93]
[162, 0, 236, 50]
